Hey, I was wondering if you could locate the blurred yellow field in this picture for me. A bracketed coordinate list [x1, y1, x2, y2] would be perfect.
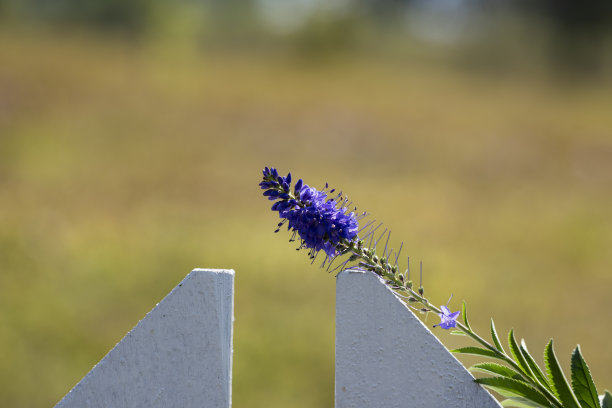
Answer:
[1, 26, 611, 407]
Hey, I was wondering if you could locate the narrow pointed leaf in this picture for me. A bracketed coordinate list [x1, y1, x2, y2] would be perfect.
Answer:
[452, 346, 503, 359]
[462, 301, 471, 331]
[501, 398, 551, 408]
[570, 345, 601, 408]
[508, 329, 534, 377]
[491, 318, 505, 353]
[450, 330, 467, 336]
[476, 377, 552, 407]
[470, 362, 526, 381]
[544, 340, 581, 408]
[520, 339, 551, 390]
[601, 391, 612, 408]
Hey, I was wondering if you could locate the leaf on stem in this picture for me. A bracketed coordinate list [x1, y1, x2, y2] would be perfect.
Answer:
[470, 362, 525, 381]
[476, 377, 552, 407]
[509, 329, 535, 378]
[450, 330, 467, 336]
[451, 346, 503, 359]
[544, 340, 581, 408]
[501, 398, 550, 408]
[520, 339, 551, 390]
[570, 345, 601, 408]
[601, 391, 612, 408]
[462, 301, 471, 331]
[491, 318, 505, 353]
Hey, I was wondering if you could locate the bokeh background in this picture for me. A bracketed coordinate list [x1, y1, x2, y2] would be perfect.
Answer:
[1, 1, 611, 406]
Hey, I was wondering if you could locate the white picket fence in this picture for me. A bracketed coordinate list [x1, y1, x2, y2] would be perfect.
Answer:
[54, 268, 501, 408]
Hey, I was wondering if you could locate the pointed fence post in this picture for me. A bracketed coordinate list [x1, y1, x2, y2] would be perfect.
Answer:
[335, 269, 502, 408]
[55, 269, 234, 408]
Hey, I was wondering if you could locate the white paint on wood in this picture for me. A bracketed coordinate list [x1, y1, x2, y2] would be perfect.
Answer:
[335, 269, 501, 408]
[55, 269, 234, 408]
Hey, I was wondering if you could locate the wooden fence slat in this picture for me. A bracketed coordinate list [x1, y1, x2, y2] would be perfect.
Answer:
[55, 269, 234, 408]
[335, 269, 502, 408]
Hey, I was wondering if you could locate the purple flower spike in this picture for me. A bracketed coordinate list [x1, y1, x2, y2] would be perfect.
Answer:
[283, 186, 358, 257]
[435, 305, 460, 330]
[260, 167, 359, 258]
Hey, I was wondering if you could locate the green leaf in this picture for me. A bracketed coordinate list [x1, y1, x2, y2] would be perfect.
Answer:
[476, 377, 552, 407]
[570, 345, 601, 408]
[450, 330, 467, 336]
[491, 318, 505, 353]
[544, 340, 581, 408]
[462, 301, 471, 331]
[501, 398, 550, 408]
[520, 339, 551, 390]
[601, 391, 612, 408]
[508, 329, 534, 377]
[470, 362, 525, 381]
[452, 346, 502, 359]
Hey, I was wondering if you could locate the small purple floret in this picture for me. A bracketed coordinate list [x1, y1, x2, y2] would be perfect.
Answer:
[435, 305, 460, 330]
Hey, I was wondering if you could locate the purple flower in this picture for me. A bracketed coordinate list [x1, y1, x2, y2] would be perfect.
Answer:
[260, 167, 299, 211]
[260, 167, 359, 257]
[434, 305, 460, 330]
[284, 186, 358, 257]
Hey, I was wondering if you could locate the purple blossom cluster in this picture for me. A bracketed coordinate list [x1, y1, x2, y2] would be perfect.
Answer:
[260, 167, 358, 257]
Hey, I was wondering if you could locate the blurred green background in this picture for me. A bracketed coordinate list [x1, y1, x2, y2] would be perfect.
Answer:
[1, 1, 611, 407]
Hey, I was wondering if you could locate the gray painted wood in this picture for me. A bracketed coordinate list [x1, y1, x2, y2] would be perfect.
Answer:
[335, 269, 502, 408]
[55, 269, 234, 408]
